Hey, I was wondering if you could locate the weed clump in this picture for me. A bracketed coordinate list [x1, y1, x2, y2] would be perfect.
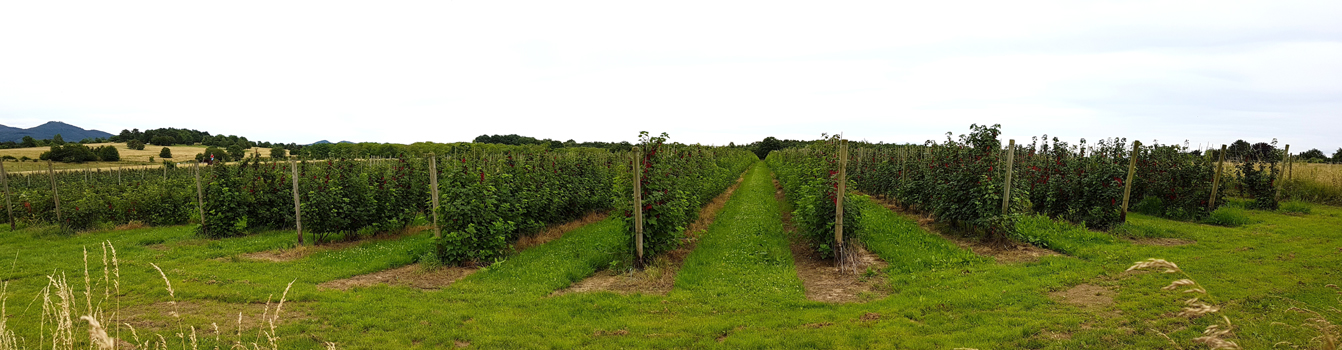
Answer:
[1279, 201, 1312, 215]
[1202, 207, 1253, 227]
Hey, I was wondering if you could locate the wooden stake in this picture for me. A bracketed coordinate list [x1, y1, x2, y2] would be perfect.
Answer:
[835, 139, 848, 247]
[1277, 144, 1290, 200]
[1002, 139, 1015, 215]
[428, 153, 441, 240]
[48, 160, 60, 224]
[1208, 145, 1227, 212]
[1, 160, 13, 230]
[194, 161, 205, 235]
[290, 157, 303, 245]
[1121, 141, 1141, 221]
[633, 147, 644, 264]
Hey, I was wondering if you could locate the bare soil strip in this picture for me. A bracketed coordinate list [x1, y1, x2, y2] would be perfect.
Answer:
[552, 175, 746, 296]
[318, 264, 478, 290]
[317, 211, 613, 290]
[775, 179, 890, 303]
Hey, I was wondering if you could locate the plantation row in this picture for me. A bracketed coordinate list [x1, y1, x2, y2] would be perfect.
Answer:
[0, 138, 756, 266]
[771, 124, 1287, 251]
[617, 132, 758, 266]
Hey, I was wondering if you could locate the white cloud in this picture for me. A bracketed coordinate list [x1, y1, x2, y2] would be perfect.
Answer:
[0, 0, 1339, 150]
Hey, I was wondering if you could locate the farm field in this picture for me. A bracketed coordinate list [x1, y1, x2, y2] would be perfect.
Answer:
[1, 161, 1339, 349]
[0, 143, 280, 173]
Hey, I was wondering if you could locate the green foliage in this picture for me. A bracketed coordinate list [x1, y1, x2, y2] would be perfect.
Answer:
[845, 124, 1020, 240]
[1236, 143, 1280, 210]
[1278, 200, 1312, 215]
[127, 139, 146, 150]
[270, 146, 287, 159]
[435, 146, 623, 265]
[21, 135, 37, 147]
[1202, 206, 1253, 227]
[1128, 142, 1224, 221]
[226, 144, 246, 161]
[200, 147, 229, 163]
[200, 163, 247, 237]
[150, 135, 176, 146]
[617, 132, 756, 266]
[95, 145, 120, 161]
[769, 136, 863, 258]
[1298, 148, 1326, 161]
[44, 143, 99, 163]
[160, 147, 173, 158]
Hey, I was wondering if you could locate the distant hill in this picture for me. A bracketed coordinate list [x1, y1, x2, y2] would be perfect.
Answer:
[0, 121, 113, 143]
[309, 140, 354, 145]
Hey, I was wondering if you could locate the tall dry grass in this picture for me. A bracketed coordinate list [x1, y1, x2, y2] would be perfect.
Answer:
[0, 242, 316, 350]
[1282, 163, 1342, 205]
[1127, 258, 1241, 349]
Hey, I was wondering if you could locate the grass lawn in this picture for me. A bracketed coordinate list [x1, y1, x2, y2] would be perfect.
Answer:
[1, 161, 1339, 349]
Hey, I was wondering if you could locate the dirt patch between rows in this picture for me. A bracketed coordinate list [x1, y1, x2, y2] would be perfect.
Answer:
[1048, 284, 1118, 316]
[318, 264, 478, 290]
[778, 179, 890, 303]
[866, 194, 1062, 264]
[553, 174, 746, 296]
[239, 225, 432, 262]
[1134, 238, 1196, 246]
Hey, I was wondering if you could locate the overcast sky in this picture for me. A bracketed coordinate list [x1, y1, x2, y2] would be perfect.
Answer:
[1, 1, 1339, 152]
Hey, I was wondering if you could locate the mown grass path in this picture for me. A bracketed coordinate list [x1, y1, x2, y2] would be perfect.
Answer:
[673, 161, 803, 303]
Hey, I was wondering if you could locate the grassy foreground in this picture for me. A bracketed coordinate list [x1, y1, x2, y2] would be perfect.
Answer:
[0, 161, 1339, 349]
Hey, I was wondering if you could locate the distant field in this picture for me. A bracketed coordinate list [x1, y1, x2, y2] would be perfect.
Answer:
[0, 143, 282, 173]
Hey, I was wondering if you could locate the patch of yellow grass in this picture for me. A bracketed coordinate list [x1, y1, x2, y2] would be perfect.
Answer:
[0, 143, 281, 173]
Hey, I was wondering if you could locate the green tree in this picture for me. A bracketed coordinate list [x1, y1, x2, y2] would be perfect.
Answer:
[51, 134, 65, 145]
[226, 144, 246, 161]
[127, 139, 146, 150]
[1333, 148, 1342, 164]
[150, 135, 176, 146]
[753, 136, 783, 159]
[96, 145, 120, 161]
[269, 146, 287, 159]
[20, 136, 36, 148]
[1299, 148, 1326, 162]
[160, 147, 173, 158]
[1228, 140, 1252, 160]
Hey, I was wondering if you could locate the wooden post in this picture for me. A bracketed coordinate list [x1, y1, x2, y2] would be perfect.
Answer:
[290, 157, 303, 245]
[835, 139, 848, 246]
[633, 147, 644, 264]
[1208, 145, 1227, 212]
[428, 153, 440, 240]
[1, 160, 13, 230]
[48, 160, 60, 224]
[1002, 139, 1015, 215]
[1277, 144, 1290, 200]
[193, 161, 205, 235]
[1121, 141, 1141, 220]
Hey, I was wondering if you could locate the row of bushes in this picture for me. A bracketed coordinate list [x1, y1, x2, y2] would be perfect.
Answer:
[434, 146, 618, 265]
[618, 132, 757, 266]
[199, 155, 428, 241]
[767, 136, 862, 258]
[7, 167, 195, 231]
[844, 125, 1227, 240]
